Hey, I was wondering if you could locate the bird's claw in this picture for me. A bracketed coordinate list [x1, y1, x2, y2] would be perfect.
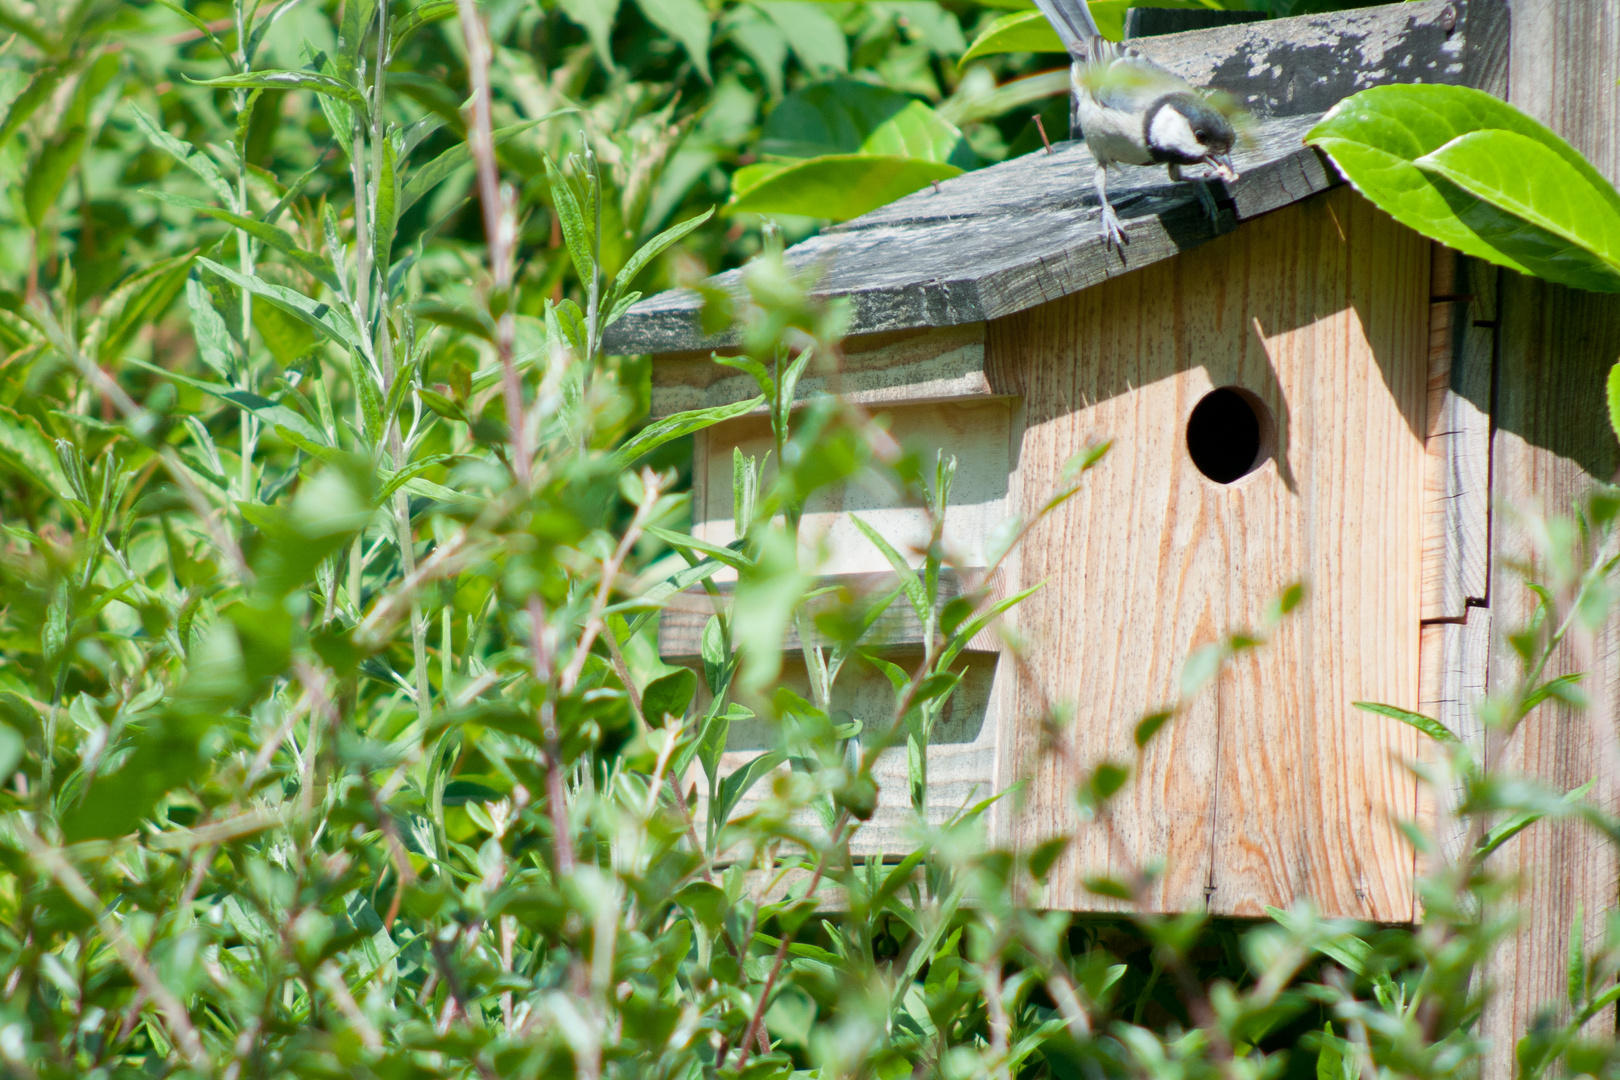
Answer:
[1099, 203, 1127, 249]
[1193, 179, 1221, 227]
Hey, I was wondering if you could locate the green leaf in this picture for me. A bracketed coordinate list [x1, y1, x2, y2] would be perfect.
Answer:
[127, 359, 329, 446]
[673, 880, 727, 930]
[612, 396, 764, 467]
[850, 520, 927, 630]
[1608, 360, 1620, 446]
[86, 249, 198, 364]
[0, 64, 65, 152]
[374, 135, 399, 278]
[545, 155, 596, 288]
[1478, 782, 1595, 859]
[378, 455, 455, 504]
[0, 722, 21, 780]
[189, 70, 369, 109]
[642, 667, 697, 725]
[1352, 700, 1458, 743]
[860, 101, 972, 164]
[390, 0, 457, 51]
[1317, 1023, 1358, 1080]
[557, 0, 620, 69]
[130, 105, 237, 209]
[759, 79, 917, 160]
[729, 154, 962, 221]
[937, 581, 1040, 669]
[398, 114, 569, 215]
[645, 526, 752, 571]
[634, 0, 712, 82]
[1415, 129, 1620, 275]
[154, 192, 341, 291]
[1134, 710, 1173, 748]
[0, 404, 70, 495]
[960, 9, 1064, 65]
[716, 750, 784, 824]
[753, 1, 847, 75]
[612, 208, 714, 303]
[1307, 85, 1620, 293]
[23, 126, 87, 228]
[196, 257, 363, 352]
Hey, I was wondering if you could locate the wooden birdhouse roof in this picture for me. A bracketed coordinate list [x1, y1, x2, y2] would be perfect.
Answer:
[603, 0, 1505, 356]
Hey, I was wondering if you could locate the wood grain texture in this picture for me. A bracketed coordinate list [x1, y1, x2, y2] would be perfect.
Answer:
[1480, 275, 1620, 1078]
[1420, 247, 1494, 620]
[656, 570, 989, 662]
[649, 324, 989, 417]
[691, 401, 1014, 580]
[1479, 3, 1620, 1073]
[1416, 610, 1490, 880]
[987, 188, 1428, 919]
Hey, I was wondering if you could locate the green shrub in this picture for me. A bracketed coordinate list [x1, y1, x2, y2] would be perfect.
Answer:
[1, 4, 1619, 1080]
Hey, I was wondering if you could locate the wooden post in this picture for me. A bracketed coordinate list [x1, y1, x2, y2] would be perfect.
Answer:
[1482, 0, 1620, 1075]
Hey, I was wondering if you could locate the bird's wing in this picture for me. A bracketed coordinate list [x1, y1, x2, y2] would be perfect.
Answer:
[1028, 0, 1102, 59]
[1080, 49, 1195, 111]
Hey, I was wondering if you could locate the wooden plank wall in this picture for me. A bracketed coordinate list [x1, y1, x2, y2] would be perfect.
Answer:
[986, 186, 1429, 920]
[1479, 1, 1620, 1075]
[1415, 246, 1495, 870]
[684, 398, 1021, 856]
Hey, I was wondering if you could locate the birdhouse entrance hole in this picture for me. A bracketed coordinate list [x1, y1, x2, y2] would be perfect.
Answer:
[1186, 387, 1271, 483]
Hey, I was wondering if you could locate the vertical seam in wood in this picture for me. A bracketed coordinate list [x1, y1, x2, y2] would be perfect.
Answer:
[1480, 263, 1502, 610]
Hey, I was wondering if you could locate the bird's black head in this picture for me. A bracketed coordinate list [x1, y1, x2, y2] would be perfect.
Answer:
[1144, 95, 1237, 174]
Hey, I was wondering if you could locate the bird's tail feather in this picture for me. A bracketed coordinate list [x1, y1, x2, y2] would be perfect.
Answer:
[1029, 0, 1103, 60]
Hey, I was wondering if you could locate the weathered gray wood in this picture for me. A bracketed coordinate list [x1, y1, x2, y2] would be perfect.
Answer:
[1123, 8, 1265, 41]
[606, 114, 1328, 354]
[1417, 610, 1491, 875]
[657, 569, 983, 663]
[1480, 2, 1620, 1076]
[606, 0, 1507, 357]
[649, 324, 989, 417]
[1420, 247, 1493, 621]
[1131, 0, 1495, 120]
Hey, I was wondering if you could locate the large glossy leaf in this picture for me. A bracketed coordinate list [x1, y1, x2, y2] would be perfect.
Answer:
[759, 79, 915, 159]
[960, 10, 1064, 64]
[730, 154, 961, 220]
[1307, 85, 1620, 293]
[1416, 130, 1620, 279]
[763, 81, 971, 166]
[861, 100, 973, 164]
[961, 0, 1162, 59]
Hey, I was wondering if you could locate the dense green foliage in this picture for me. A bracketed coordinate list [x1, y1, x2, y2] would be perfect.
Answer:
[3, 3, 1620, 1080]
[1307, 85, 1620, 294]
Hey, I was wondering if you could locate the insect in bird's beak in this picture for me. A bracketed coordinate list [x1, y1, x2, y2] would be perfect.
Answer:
[1206, 153, 1237, 182]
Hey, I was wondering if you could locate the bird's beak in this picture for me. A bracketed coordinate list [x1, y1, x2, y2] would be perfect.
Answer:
[1207, 152, 1238, 182]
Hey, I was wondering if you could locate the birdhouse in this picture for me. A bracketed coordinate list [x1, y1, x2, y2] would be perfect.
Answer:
[604, 0, 1505, 921]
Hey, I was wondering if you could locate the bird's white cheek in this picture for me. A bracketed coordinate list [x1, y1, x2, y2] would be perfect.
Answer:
[1147, 108, 1203, 159]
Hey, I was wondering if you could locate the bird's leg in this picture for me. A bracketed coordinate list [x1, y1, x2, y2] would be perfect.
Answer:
[1169, 162, 1220, 227]
[1093, 162, 1125, 249]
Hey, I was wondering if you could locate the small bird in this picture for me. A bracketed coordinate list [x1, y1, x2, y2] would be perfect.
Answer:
[1031, 0, 1240, 248]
